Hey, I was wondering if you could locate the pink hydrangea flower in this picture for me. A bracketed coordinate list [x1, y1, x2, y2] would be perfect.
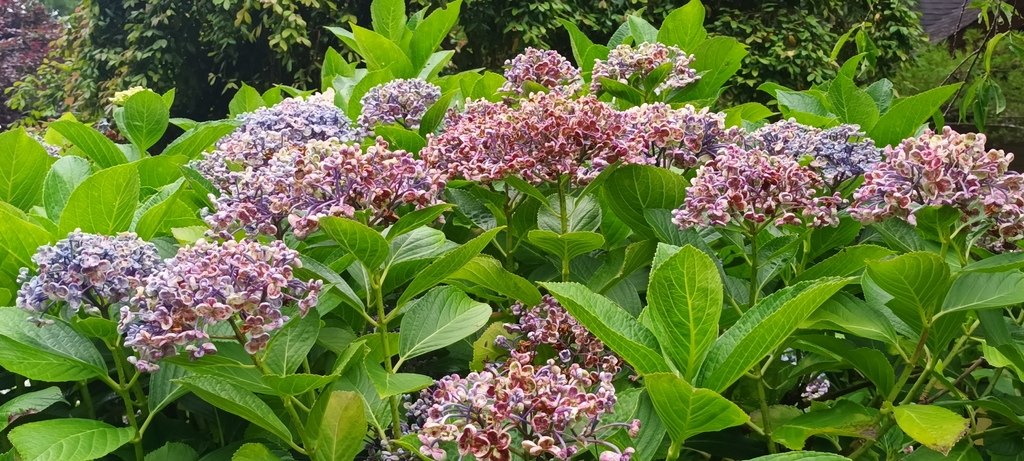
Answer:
[357, 78, 441, 132]
[499, 47, 582, 95]
[624, 103, 742, 168]
[591, 42, 699, 95]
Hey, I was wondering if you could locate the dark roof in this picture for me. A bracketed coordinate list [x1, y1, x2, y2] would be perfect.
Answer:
[919, 0, 978, 43]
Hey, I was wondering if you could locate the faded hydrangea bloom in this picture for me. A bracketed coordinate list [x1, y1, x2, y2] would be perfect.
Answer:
[624, 103, 742, 168]
[750, 120, 882, 186]
[413, 354, 638, 461]
[673, 145, 842, 230]
[499, 47, 583, 95]
[110, 86, 146, 106]
[192, 90, 361, 193]
[358, 78, 442, 132]
[802, 373, 831, 400]
[422, 92, 644, 185]
[205, 138, 446, 238]
[498, 295, 622, 374]
[17, 231, 164, 323]
[591, 42, 698, 95]
[119, 239, 322, 372]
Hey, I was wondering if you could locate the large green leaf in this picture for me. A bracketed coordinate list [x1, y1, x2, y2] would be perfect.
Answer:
[148, 362, 189, 413]
[58, 163, 139, 235]
[864, 252, 949, 333]
[116, 89, 169, 151]
[603, 165, 687, 238]
[827, 77, 880, 130]
[319, 216, 390, 270]
[0, 387, 65, 432]
[446, 255, 542, 305]
[645, 373, 747, 444]
[145, 442, 198, 461]
[657, 0, 706, 51]
[48, 120, 127, 168]
[352, 25, 413, 76]
[904, 443, 982, 461]
[409, 0, 461, 69]
[647, 245, 722, 380]
[398, 286, 490, 362]
[231, 443, 278, 461]
[0, 308, 106, 381]
[228, 84, 266, 117]
[0, 129, 55, 211]
[306, 390, 367, 461]
[558, 19, 596, 71]
[698, 277, 851, 392]
[794, 244, 894, 283]
[8, 418, 135, 461]
[772, 400, 878, 450]
[748, 453, 851, 461]
[940, 271, 1024, 315]
[542, 282, 669, 374]
[527, 230, 605, 261]
[0, 206, 52, 269]
[42, 156, 91, 220]
[867, 84, 961, 147]
[396, 226, 503, 307]
[893, 404, 970, 455]
[162, 120, 236, 159]
[364, 359, 433, 398]
[384, 203, 452, 241]
[176, 375, 293, 444]
[674, 36, 747, 103]
[370, 0, 406, 41]
[262, 313, 320, 375]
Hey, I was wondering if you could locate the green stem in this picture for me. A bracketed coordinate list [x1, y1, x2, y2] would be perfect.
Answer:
[558, 176, 570, 282]
[78, 381, 95, 419]
[373, 276, 404, 440]
[752, 370, 777, 454]
[748, 227, 760, 308]
[108, 342, 144, 461]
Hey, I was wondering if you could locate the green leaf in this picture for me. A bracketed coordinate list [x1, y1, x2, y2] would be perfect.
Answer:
[698, 277, 851, 392]
[58, 163, 139, 235]
[49, 121, 127, 169]
[418, 91, 456, 136]
[176, 375, 293, 444]
[398, 286, 491, 362]
[364, 359, 433, 397]
[409, 0, 461, 69]
[962, 252, 1024, 273]
[794, 244, 894, 283]
[893, 404, 970, 455]
[261, 374, 335, 396]
[319, 216, 390, 270]
[228, 84, 266, 117]
[647, 245, 722, 380]
[604, 165, 687, 238]
[868, 84, 961, 147]
[0, 308, 106, 381]
[0, 387, 65, 432]
[905, 442, 982, 461]
[321, 47, 353, 91]
[542, 282, 669, 374]
[827, 77, 880, 130]
[723, 102, 775, 127]
[167, 353, 272, 394]
[231, 443, 278, 461]
[385, 203, 451, 241]
[596, 78, 643, 106]
[865, 252, 950, 333]
[748, 453, 852, 461]
[559, 19, 595, 70]
[149, 362, 188, 413]
[940, 271, 1024, 315]
[772, 400, 878, 450]
[657, 0, 707, 50]
[397, 226, 503, 307]
[0, 129, 55, 211]
[306, 390, 366, 461]
[446, 255, 542, 305]
[0, 206, 52, 269]
[805, 292, 901, 346]
[674, 37, 748, 103]
[8, 419, 134, 461]
[645, 372, 747, 444]
[370, 0, 406, 41]
[528, 230, 605, 262]
[374, 125, 425, 152]
[262, 313, 320, 375]
[162, 121, 236, 159]
[865, 79, 894, 113]
[42, 156, 91, 220]
[775, 91, 837, 127]
[627, 15, 658, 43]
[117, 89, 169, 151]
[471, 322, 508, 372]
[352, 25, 413, 76]
[344, 68, 394, 120]
[146, 443, 198, 461]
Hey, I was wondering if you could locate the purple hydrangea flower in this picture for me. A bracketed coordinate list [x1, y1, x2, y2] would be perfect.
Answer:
[749, 120, 882, 186]
[16, 230, 164, 323]
[624, 103, 742, 168]
[500, 295, 621, 374]
[591, 42, 699, 95]
[673, 145, 842, 230]
[499, 47, 583, 96]
[412, 354, 638, 461]
[357, 78, 442, 132]
[422, 92, 645, 185]
[802, 373, 831, 400]
[205, 138, 446, 238]
[119, 239, 322, 372]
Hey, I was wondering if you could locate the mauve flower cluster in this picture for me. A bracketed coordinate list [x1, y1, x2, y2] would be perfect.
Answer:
[749, 120, 882, 186]
[802, 373, 831, 400]
[673, 145, 842, 230]
[624, 103, 742, 168]
[850, 127, 1024, 241]
[358, 78, 442, 132]
[497, 295, 621, 374]
[422, 92, 644, 185]
[499, 47, 583, 96]
[16, 231, 164, 323]
[412, 354, 638, 461]
[193, 91, 362, 193]
[119, 239, 321, 372]
[591, 42, 698, 95]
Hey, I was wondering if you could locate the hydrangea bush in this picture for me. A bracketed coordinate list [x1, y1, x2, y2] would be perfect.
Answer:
[0, 1, 1021, 461]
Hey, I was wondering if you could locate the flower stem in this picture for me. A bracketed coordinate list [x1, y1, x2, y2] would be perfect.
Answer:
[373, 276, 404, 440]
[108, 342, 144, 461]
[752, 370, 777, 453]
[558, 175, 570, 282]
[747, 227, 760, 308]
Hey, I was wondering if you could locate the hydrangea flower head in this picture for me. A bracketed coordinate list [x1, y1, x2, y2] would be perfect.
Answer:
[750, 120, 882, 186]
[119, 239, 322, 372]
[205, 138, 446, 238]
[499, 47, 583, 95]
[357, 78, 442, 132]
[422, 92, 644, 185]
[673, 145, 842, 229]
[17, 231, 164, 323]
[624, 103, 742, 168]
[499, 295, 621, 374]
[591, 42, 698, 95]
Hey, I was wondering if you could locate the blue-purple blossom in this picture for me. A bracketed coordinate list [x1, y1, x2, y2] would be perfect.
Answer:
[802, 373, 831, 400]
[499, 47, 582, 96]
[624, 103, 742, 168]
[591, 42, 698, 95]
[16, 230, 164, 323]
[119, 239, 322, 372]
[749, 120, 882, 186]
[358, 78, 442, 132]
